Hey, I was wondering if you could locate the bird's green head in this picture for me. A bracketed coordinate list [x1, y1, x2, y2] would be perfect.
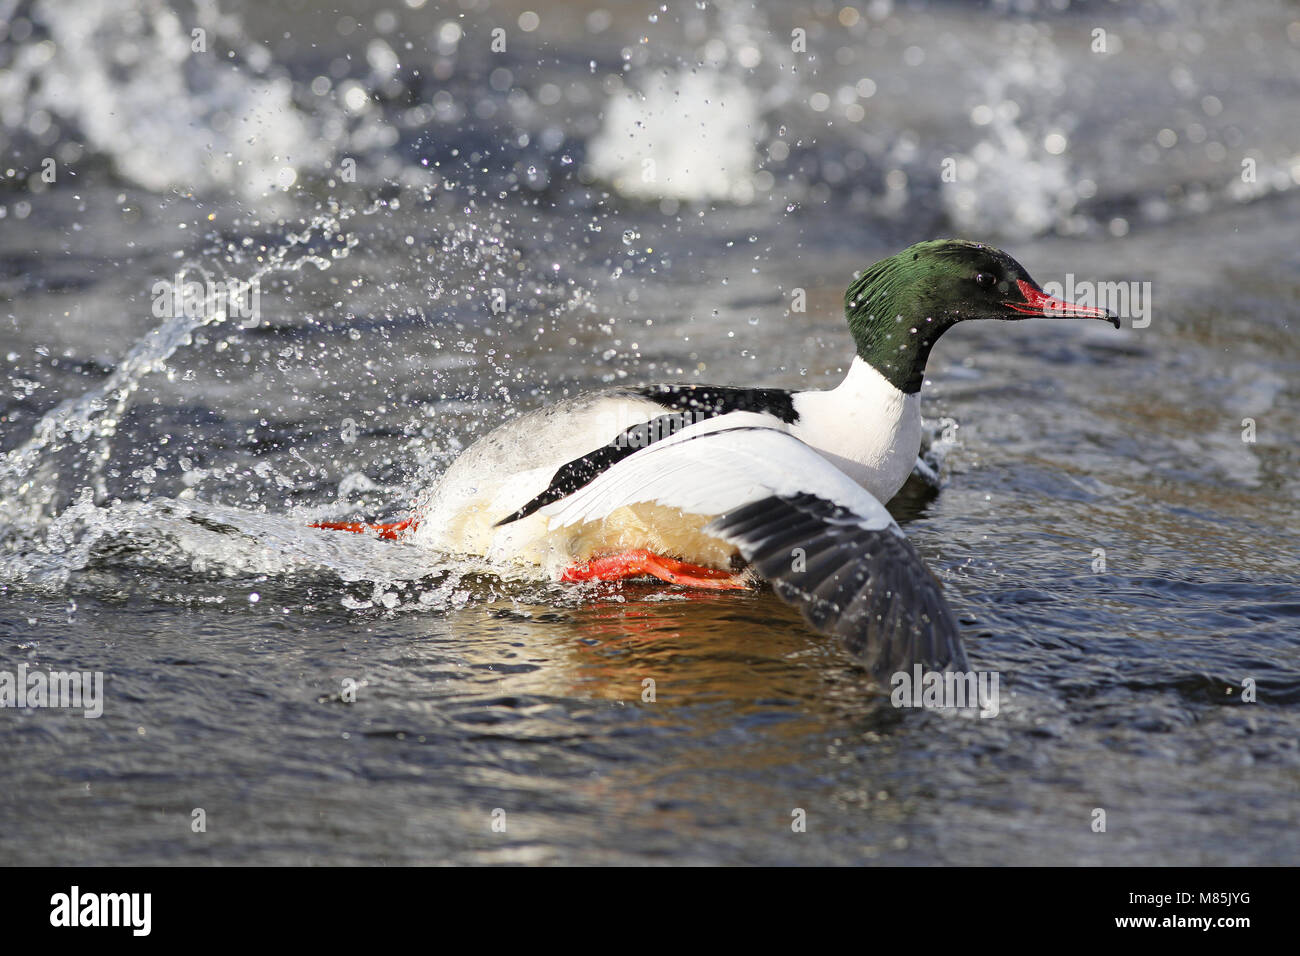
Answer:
[845, 238, 1119, 393]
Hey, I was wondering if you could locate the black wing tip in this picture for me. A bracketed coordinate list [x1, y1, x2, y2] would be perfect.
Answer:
[709, 493, 969, 678]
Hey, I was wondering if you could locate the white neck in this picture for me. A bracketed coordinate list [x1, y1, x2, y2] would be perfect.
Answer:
[790, 357, 922, 503]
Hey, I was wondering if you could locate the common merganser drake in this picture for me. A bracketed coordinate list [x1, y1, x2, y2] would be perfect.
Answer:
[315, 240, 1118, 676]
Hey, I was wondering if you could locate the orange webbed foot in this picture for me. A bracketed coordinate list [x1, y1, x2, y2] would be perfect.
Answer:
[309, 518, 417, 541]
[561, 549, 749, 590]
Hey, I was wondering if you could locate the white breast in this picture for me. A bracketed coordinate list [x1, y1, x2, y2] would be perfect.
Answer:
[790, 357, 921, 503]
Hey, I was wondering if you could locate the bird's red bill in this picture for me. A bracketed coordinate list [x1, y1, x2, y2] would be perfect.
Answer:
[1006, 279, 1114, 319]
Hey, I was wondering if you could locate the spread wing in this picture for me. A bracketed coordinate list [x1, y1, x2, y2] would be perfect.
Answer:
[541, 421, 968, 677]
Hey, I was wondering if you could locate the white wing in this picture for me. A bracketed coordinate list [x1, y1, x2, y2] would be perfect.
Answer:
[542, 422, 968, 676]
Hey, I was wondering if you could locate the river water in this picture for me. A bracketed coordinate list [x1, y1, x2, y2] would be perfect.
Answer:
[1, 0, 1297, 864]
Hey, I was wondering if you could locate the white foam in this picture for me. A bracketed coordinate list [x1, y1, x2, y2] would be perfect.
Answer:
[588, 68, 763, 204]
[1, 0, 327, 201]
[941, 30, 1076, 239]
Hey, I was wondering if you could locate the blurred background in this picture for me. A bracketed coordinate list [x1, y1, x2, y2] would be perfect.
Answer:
[0, 0, 1297, 865]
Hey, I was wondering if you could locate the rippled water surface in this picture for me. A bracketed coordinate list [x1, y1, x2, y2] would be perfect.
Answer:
[1, 0, 1298, 865]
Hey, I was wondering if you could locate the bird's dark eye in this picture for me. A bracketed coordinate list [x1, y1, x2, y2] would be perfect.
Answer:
[975, 272, 997, 289]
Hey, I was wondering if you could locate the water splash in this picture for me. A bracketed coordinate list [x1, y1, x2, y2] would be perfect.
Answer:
[589, 68, 764, 204]
[587, 0, 796, 205]
[0, 238, 489, 602]
[0, 0, 328, 200]
[942, 25, 1078, 239]
[0, 213, 351, 528]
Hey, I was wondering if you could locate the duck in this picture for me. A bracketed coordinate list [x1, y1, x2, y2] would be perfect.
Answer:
[313, 239, 1119, 677]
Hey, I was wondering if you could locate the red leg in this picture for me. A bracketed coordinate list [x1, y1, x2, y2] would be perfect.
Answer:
[310, 518, 417, 541]
[561, 549, 748, 590]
